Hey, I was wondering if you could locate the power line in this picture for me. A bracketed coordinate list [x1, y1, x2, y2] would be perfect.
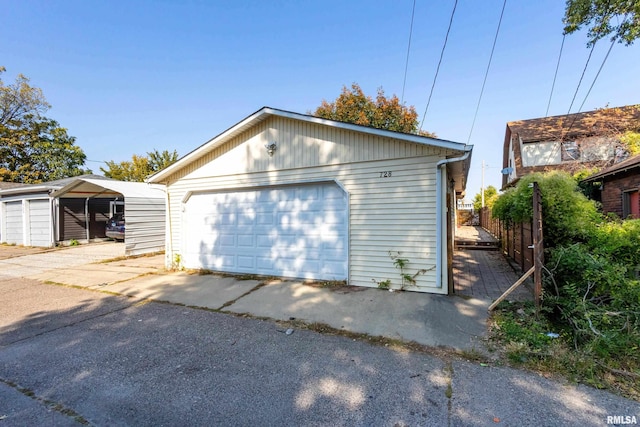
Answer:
[566, 39, 597, 115]
[546, 34, 565, 117]
[467, 0, 507, 144]
[420, 0, 458, 132]
[401, 0, 417, 106]
[563, 38, 616, 137]
[577, 38, 615, 114]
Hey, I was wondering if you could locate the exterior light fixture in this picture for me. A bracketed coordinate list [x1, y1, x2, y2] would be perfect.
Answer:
[265, 142, 277, 157]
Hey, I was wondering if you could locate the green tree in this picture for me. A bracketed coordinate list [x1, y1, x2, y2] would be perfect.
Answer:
[0, 67, 88, 183]
[564, 0, 640, 46]
[472, 185, 498, 211]
[313, 83, 437, 137]
[101, 149, 178, 182]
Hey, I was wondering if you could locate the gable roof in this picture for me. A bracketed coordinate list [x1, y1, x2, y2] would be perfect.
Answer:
[148, 106, 470, 183]
[582, 154, 640, 182]
[507, 105, 640, 143]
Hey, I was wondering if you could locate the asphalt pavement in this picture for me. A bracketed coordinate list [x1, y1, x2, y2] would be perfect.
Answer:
[1, 277, 638, 426]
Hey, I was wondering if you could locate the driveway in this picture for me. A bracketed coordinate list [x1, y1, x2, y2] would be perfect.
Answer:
[0, 242, 128, 282]
[1, 278, 638, 426]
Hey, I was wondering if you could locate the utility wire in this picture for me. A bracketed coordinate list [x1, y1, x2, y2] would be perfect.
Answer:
[566, 39, 598, 115]
[564, 38, 616, 137]
[420, 0, 458, 132]
[577, 38, 615, 114]
[546, 34, 565, 117]
[467, 0, 507, 144]
[401, 0, 417, 106]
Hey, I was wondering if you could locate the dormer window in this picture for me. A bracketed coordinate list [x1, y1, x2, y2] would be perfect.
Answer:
[561, 141, 580, 161]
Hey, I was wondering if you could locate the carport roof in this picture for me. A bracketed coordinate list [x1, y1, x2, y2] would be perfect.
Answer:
[51, 177, 165, 199]
[0, 174, 111, 196]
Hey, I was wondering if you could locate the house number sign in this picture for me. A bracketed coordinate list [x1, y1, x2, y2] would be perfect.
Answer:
[379, 171, 392, 178]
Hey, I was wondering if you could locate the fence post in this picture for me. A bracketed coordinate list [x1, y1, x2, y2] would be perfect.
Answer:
[532, 182, 544, 312]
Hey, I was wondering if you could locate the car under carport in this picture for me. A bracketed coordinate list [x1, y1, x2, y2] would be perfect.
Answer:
[51, 177, 166, 256]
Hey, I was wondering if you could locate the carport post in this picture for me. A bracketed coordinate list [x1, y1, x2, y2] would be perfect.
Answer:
[85, 197, 90, 242]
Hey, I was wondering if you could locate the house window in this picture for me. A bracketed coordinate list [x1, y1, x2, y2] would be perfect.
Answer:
[561, 141, 580, 161]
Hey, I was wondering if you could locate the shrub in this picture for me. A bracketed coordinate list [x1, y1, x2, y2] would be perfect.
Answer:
[493, 171, 601, 248]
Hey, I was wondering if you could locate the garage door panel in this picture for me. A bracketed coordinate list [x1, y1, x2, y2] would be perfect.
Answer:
[183, 183, 347, 280]
[4, 201, 24, 244]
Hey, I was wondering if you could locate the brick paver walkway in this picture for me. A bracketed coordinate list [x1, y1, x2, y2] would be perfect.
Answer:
[453, 226, 533, 302]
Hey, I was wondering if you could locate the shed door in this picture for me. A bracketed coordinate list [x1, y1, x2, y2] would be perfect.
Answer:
[4, 201, 24, 244]
[28, 199, 51, 247]
[183, 183, 347, 280]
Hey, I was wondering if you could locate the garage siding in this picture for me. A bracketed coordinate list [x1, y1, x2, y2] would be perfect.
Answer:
[166, 156, 442, 292]
[125, 197, 166, 256]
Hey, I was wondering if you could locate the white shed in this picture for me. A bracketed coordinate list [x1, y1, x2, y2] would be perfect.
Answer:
[148, 107, 472, 294]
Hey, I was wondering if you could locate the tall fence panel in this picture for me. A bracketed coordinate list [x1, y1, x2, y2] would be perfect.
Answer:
[479, 206, 534, 273]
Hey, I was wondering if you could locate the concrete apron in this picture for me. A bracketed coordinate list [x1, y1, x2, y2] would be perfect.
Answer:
[102, 273, 490, 351]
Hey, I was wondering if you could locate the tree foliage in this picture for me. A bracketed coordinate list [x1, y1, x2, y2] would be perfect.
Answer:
[0, 67, 88, 183]
[101, 149, 178, 182]
[313, 83, 436, 137]
[563, 0, 640, 46]
[472, 185, 498, 211]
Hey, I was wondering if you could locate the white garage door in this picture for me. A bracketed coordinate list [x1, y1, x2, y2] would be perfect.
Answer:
[4, 201, 24, 244]
[28, 199, 51, 247]
[183, 183, 348, 280]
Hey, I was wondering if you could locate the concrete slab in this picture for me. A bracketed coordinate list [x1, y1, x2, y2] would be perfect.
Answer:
[104, 254, 164, 269]
[30, 264, 155, 287]
[0, 242, 125, 279]
[225, 281, 489, 350]
[102, 272, 261, 309]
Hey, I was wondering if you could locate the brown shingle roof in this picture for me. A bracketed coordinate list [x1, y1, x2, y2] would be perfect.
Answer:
[508, 105, 640, 142]
[582, 154, 640, 182]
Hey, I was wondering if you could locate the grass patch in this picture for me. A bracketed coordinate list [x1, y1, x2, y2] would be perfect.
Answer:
[489, 300, 640, 401]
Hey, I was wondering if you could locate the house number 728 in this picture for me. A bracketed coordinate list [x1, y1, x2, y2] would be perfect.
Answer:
[379, 171, 392, 178]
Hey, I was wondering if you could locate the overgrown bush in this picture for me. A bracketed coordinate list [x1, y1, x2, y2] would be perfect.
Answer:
[492, 171, 600, 248]
[492, 171, 640, 391]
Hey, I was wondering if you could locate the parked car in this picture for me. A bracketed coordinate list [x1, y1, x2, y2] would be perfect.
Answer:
[106, 214, 125, 240]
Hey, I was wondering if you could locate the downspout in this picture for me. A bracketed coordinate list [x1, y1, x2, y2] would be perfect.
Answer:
[436, 148, 472, 289]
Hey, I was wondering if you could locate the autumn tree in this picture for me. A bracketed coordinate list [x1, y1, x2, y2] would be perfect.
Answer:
[101, 149, 178, 182]
[0, 67, 88, 183]
[313, 83, 436, 137]
[564, 0, 640, 46]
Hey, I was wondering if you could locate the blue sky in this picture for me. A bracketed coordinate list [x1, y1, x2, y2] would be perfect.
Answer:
[3, 0, 639, 200]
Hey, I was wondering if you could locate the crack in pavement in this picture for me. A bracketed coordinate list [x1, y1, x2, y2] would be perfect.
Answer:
[0, 377, 91, 425]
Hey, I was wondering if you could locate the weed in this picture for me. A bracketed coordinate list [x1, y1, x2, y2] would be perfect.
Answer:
[69, 239, 79, 246]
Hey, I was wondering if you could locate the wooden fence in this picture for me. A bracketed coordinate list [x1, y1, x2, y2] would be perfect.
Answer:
[479, 207, 534, 273]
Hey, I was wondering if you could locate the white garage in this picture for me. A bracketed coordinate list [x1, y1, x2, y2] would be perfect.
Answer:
[149, 107, 472, 294]
[182, 182, 348, 280]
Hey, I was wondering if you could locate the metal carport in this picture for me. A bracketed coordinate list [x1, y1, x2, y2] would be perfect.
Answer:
[52, 178, 166, 256]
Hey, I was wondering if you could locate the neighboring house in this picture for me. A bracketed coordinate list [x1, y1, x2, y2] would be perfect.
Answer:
[502, 105, 640, 189]
[0, 175, 166, 255]
[148, 107, 472, 294]
[582, 154, 640, 219]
